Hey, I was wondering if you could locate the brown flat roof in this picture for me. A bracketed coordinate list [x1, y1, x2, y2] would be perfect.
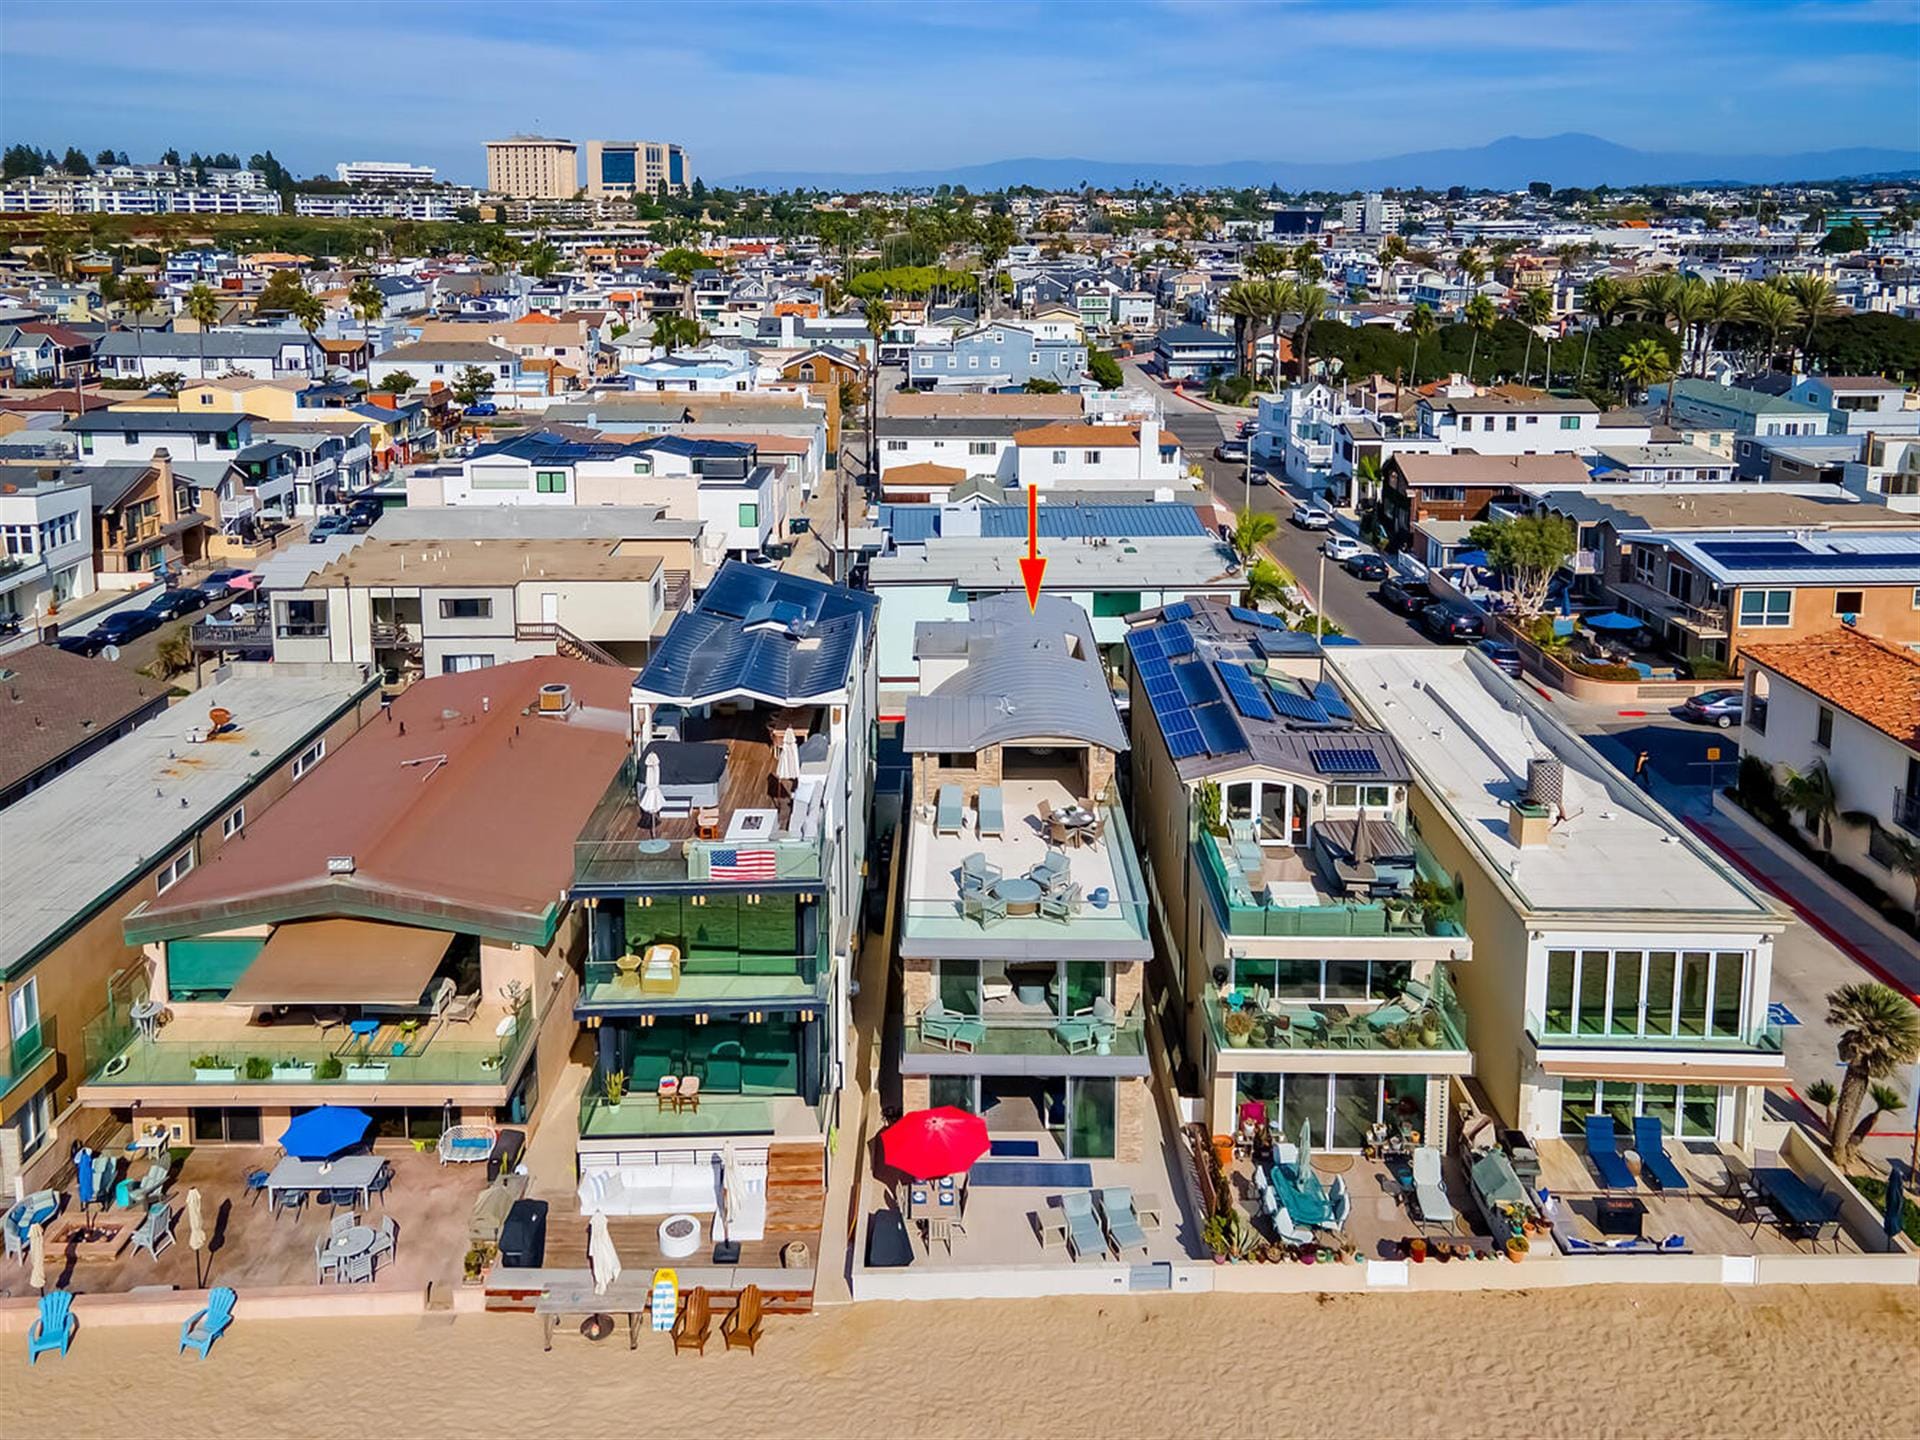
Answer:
[310, 538, 660, 587]
[0, 643, 167, 796]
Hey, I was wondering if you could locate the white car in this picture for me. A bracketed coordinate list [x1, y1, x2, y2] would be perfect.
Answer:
[1291, 504, 1335, 530]
[1322, 534, 1369, 562]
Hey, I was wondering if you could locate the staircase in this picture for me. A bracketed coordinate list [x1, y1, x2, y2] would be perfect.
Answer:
[763, 1141, 827, 1235]
[514, 621, 625, 667]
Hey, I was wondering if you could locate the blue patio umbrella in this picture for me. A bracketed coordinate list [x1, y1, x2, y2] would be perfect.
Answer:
[74, 1147, 95, 1207]
[1581, 611, 1645, 632]
[1452, 549, 1489, 568]
[278, 1106, 372, 1161]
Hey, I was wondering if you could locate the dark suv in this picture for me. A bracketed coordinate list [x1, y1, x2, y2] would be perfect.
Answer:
[1417, 602, 1486, 641]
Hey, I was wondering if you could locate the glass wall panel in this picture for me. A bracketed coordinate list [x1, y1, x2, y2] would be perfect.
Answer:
[1560, 1079, 1597, 1134]
[1578, 951, 1610, 1035]
[1281, 1073, 1331, 1147]
[1601, 1080, 1637, 1130]
[1545, 950, 1575, 1032]
[1609, 951, 1644, 1035]
[1382, 1075, 1427, 1137]
[1645, 951, 1677, 1035]
[930, 1075, 975, 1111]
[1235, 957, 1279, 995]
[1333, 1075, 1380, 1148]
[1068, 1077, 1116, 1159]
[1273, 959, 1323, 997]
[1257, 785, 1289, 843]
[1325, 961, 1369, 999]
[1063, 962, 1106, 1016]
[1678, 951, 1712, 1036]
[938, 960, 979, 1015]
[1225, 783, 1253, 822]
[1641, 1083, 1678, 1135]
[1710, 953, 1745, 1038]
[1681, 1085, 1720, 1139]
[1234, 1072, 1282, 1119]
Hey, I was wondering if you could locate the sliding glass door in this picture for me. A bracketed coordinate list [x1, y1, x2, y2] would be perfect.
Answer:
[1542, 948, 1752, 1041]
[1234, 1072, 1431, 1149]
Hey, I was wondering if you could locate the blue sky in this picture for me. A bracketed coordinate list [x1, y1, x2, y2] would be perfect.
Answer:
[3, 0, 1917, 183]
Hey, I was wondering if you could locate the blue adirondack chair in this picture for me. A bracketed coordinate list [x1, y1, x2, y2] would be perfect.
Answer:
[179, 1287, 235, 1359]
[28, 1290, 75, 1363]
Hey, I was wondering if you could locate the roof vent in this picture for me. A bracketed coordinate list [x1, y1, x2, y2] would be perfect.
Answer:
[326, 855, 356, 875]
[537, 681, 573, 714]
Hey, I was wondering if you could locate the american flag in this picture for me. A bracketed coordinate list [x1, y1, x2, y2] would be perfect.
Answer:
[709, 848, 778, 881]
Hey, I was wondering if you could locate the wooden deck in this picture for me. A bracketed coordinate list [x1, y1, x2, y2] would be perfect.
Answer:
[607, 709, 814, 843]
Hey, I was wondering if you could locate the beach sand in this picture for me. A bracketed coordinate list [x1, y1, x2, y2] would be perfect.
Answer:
[7, 1286, 1918, 1439]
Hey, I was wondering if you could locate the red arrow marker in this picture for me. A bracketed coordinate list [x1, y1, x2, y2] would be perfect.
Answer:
[1018, 483, 1046, 612]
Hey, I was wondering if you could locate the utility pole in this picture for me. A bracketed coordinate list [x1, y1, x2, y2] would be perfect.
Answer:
[1315, 551, 1327, 641]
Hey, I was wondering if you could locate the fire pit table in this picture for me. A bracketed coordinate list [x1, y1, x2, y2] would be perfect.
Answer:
[658, 1213, 701, 1259]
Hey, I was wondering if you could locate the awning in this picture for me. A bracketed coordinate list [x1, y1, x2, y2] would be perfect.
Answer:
[1537, 1055, 1787, 1086]
[223, 919, 455, 1006]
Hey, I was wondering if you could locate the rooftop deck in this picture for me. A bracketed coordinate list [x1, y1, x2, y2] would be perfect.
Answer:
[577, 1090, 825, 1142]
[900, 778, 1151, 958]
[1195, 826, 1466, 941]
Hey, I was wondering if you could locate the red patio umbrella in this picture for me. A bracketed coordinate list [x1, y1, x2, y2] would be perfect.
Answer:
[881, 1106, 989, 1181]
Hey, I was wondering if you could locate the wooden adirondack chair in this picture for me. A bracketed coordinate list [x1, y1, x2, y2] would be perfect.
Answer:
[721, 1283, 763, 1354]
[672, 1286, 712, 1355]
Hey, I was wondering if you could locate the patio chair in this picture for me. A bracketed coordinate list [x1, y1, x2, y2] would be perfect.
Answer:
[919, 1001, 986, 1053]
[372, 1214, 398, 1261]
[1054, 1011, 1099, 1055]
[1032, 850, 1071, 892]
[959, 852, 1001, 892]
[977, 786, 1004, 838]
[1060, 1190, 1109, 1260]
[341, 1251, 376, 1284]
[1049, 815, 1075, 849]
[1035, 796, 1055, 831]
[1410, 1147, 1457, 1231]
[721, 1284, 763, 1354]
[960, 889, 1008, 929]
[1583, 1114, 1638, 1191]
[675, 1075, 701, 1113]
[244, 1169, 271, 1207]
[178, 1288, 235, 1360]
[1039, 882, 1082, 921]
[27, 1291, 74, 1364]
[1099, 1188, 1150, 1258]
[673, 1286, 713, 1355]
[935, 785, 965, 835]
[315, 1235, 341, 1284]
[1633, 1116, 1690, 1193]
[330, 1211, 357, 1239]
[128, 1160, 169, 1207]
[1326, 1177, 1352, 1232]
[366, 1166, 392, 1208]
[275, 1189, 307, 1222]
[444, 991, 481, 1025]
[1270, 1201, 1313, 1246]
[131, 1201, 176, 1259]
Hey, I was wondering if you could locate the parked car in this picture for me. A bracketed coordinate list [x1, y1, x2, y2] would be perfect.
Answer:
[197, 568, 254, 600]
[309, 514, 353, 542]
[464, 402, 498, 417]
[1322, 535, 1368, 562]
[344, 501, 381, 530]
[1345, 553, 1391, 581]
[96, 609, 163, 643]
[1213, 439, 1248, 462]
[1679, 688, 1746, 728]
[1235, 418, 1257, 438]
[1417, 602, 1487, 641]
[1376, 577, 1432, 615]
[143, 588, 205, 622]
[54, 631, 112, 657]
[1475, 638, 1525, 677]
[1291, 504, 1334, 531]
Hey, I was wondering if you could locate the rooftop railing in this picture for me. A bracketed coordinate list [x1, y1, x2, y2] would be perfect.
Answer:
[1194, 828, 1464, 940]
[904, 1001, 1147, 1060]
[1205, 976, 1468, 1055]
[1526, 1010, 1784, 1054]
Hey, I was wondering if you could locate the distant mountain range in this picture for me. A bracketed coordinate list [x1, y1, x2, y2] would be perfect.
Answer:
[718, 133, 1920, 193]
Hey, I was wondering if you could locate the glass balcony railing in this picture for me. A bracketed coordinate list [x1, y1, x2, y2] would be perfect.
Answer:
[1205, 975, 1469, 1055]
[903, 1002, 1147, 1060]
[0, 1017, 55, 1101]
[1526, 1011, 1784, 1053]
[84, 999, 535, 1089]
[1194, 828, 1465, 940]
[580, 950, 824, 1008]
[577, 1071, 815, 1140]
[575, 835, 827, 888]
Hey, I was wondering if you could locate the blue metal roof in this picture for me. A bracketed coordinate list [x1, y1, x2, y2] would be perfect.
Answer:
[877, 502, 1209, 545]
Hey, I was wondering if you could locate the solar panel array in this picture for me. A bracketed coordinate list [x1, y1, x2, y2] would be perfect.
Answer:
[1267, 683, 1334, 724]
[1228, 605, 1292, 632]
[1310, 746, 1381, 775]
[1162, 601, 1195, 622]
[1311, 680, 1354, 720]
[1217, 661, 1276, 721]
[1126, 624, 1249, 761]
[1162, 621, 1195, 657]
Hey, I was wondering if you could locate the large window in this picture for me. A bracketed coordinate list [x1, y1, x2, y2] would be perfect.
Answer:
[438, 597, 492, 620]
[1232, 957, 1408, 1001]
[1559, 1079, 1725, 1139]
[1737, 589, 1792, 628]
[1237, 1072, 1430, 1150]
[1224, 778, 1309, 846]
[1542, 947, 1750, 1041]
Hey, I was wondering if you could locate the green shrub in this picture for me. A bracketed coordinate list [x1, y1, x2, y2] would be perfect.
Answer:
[315, 1056, 344, 1080]
[1567, 657, 1640, 682]
[243, 1055, 272, 1081]
[1686, 658, 1732, 680]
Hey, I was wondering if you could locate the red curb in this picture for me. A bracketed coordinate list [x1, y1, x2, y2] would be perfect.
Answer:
[1616, 709, 1648, 717]
[1686, 818, 1920, 1005]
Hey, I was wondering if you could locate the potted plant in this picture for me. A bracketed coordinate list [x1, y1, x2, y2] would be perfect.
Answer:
[243, 1055, 273, 1081]
[1506, 1235, 1529, 1263]
[462, 1242, 497, 1286]
[315, 1055, 345, 1081]
[345, 1059, 388, 1082]
[1202, 1215, 1230, 1262]
[271, 1056, 316, 1082]
[191, 1053, 237, 1082]
[604, 1068, 627, 1105]
[1409, 1236, 1427, 1262]
[1223, 1009, 1255, 1048]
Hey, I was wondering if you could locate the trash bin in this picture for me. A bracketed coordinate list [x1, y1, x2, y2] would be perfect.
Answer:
[498, 1198, 549, 1269]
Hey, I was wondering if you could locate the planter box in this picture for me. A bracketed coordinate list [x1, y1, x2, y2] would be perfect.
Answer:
[345, 1063, 389, 1082]
[192, 1066, 238, 1083]
[272, 1064, 316, 1082]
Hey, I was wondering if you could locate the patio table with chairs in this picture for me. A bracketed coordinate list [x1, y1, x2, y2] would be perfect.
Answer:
[1749, 1166, 1845, 1252]
[267, 1155, 389, 1216]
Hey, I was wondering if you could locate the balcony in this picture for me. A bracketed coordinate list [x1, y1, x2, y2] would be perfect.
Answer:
[0, 1017, 56, 1103]
[81, 996, 534, 1094]
[579, 947, 824, 1010]
[1526, 1011, 1784, 1054]
[191, 616, 272, 650]
[1194, 826, 1464, 940]
[903, 1001, 1147, 1063]
[578, 1079, 824, 1141]
[1205, 974, 1469, 1058]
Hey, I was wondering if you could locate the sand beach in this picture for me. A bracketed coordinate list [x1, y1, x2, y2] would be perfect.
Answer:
[7, 1285, 1917, 1440]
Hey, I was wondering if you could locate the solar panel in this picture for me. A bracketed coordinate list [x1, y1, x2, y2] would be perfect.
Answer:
[1197, 705, 1245, 756]
[1162, 622, 1195, 657]
[1228, 605, 1290, 632]
[1162, 601, 1195, 622]
[1267, 684, 1333, 724]
[1311, 746, 1380, 775]
[1136, 653, 1171, 682]
[1174, 660, 1222, 706]
[1311, 680, 1354, 720]
[1166, 726, 1208, 760]
[1218, 661, 1276, 722]
[1130, 629, 1164, 658]
[1145, 676, 1184, 707]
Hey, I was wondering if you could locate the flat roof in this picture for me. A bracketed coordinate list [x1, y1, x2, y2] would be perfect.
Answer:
[1526, 485, 1903, 533]
[867, 535, 1238, 588]
[371, 506, 704, 545]
[0, 665, 376, 978]
[305, 538, 662, 587]
[1326, 647, 1777, 924]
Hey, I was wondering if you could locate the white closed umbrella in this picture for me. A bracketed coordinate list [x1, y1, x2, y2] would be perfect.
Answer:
[720, 1141, 739, 1239]
[187, 1187, 207, 1288]
[27, 1221, 45, 1293]
[588, 1210, 622, 1296]
[776, 727, 801, 789]
[639, 751, 665, 837]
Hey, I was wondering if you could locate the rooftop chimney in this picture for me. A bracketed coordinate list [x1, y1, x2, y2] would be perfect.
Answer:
[152, 447, 177, 529]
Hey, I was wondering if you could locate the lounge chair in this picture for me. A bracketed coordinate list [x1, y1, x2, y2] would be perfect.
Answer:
[128, 1160, 168, 1207]
[977, 786, 1004, 838]
[130, 1201, 176, 1259]
[722, 1284, 763, 1353]
[959, 852, 1001, 892]
[1325, 1176, 1352, 1232]
[444, 991, 481, 1025]
[919, 1001, 986, 1053]
[960, 889, 1008, 929]
[178, 1288, 235, 1359]
[1410, 1147, 1456, 1231]
[28, 1291, 74, 1363]
[1583, 1114, 1637, 1191]
[1059, 1190, 1108, 1260]
[673, 1286, 713, 1355]
[1633, 1116, 1690, 1193]
[1055, 995, 1115, 1054]
[1099, 1188, 1150, 1257]
[935, 785, 965, 835]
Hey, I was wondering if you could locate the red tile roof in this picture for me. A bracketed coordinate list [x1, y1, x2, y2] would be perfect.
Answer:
[1743, 628, 1920, 749]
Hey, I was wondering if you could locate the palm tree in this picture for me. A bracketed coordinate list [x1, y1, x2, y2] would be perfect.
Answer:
[1664, 279, 1711, 425]
[1457, 248, 1486, 286]
[1291, 284, 1325, 382]
[1880, 832, 1920, 928]
[1379, 234, 1408, 269]
[1260, 277, 1297, 385]
[1616, 337, 1673, 406]
[861, 298, 892, 520]
[1243, 557, 1288, 608]
[1405, 302, 1437, 390]
[1219, 282, 1264, 379]
[649, 315, 701, 354]
[1635, 272, 1682, 332]
[1784, 274, 1842, 370]
[288, 288, 324, 348]
[121, 274, 156, 378]
[1823, 982, 1920, 1169]
[347, 277, 384, 370]
[1581, 274, 1623, 330]
[1518, 287, 1554, 386]
[484, 233, 522, 275]
[1233, 508, 1277, 560]
[522, 240, 561, 280]
[1461, 295, 1496, 384]
[1744, 283, 1799, 373]
[184, 282, 221, 381]
[1694, 277, 1749, 378]
[1780, 759, 1839, 856]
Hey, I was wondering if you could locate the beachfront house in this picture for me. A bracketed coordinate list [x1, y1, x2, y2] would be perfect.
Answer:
[896, 595, 1154, 1161]
[1125, 601, 1474, 1150]
[568, 563, 877, 1245]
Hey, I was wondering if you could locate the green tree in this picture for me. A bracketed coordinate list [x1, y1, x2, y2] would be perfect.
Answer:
[1220, 282, 1265, 376]
[450, 365, 497, 408]
[1744, 282, 1800, 372]
[149, 370, 186, 397]
[255, 268, 310, 313]
[61, 146, 93, 176]
[1243, 557, 1288, 608]
[121, 274, 156, 375]
[483, 232, 522, 275]
[649, 315, 702, 354]
[1823, 982, 1920, 1170]
[1087, 346, 1123, 390]
[348, 276, 384, 360]
[1292, 284, 1325, 382]
[1463, 293, 1496, 383]
[1616, 336, 1673, 405]
[288, 287, 325, 343]
[1233, 508, 1278, 560]
[1465, 515, 1574, 619]
[184, 281, 221, 380]
[1517, 286, 1554, 386]
[1244, 242, 1289, 280]
[522, 239, 561, 280]
[373, 369, 416, 395]
[1693, 277, 1749, 377]
[1406, 302, 1437, 388]
[1023, 378, 1063, 394]
[1780, 759, 1839, 855]
[1259, 277, 1297, 384]
[1664, 279, 1711, 424]
[1784, 274, 1843, 365]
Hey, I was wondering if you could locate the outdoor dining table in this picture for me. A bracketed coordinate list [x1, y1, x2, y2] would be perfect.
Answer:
[266, 1155, 387, 1213]
[1753, 1166, 1845, 1251]
[1270, 1161, 1331, 1226]
[991, 876, 1044, 916]
[323, 1224, 378, 1271]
